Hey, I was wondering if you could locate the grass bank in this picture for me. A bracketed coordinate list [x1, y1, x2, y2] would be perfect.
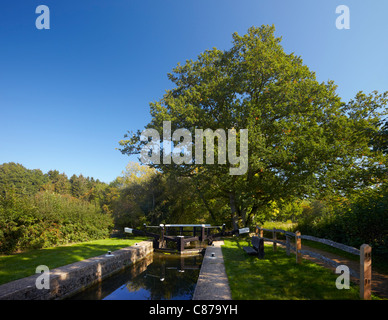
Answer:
[262, 221, 388, 274]
[222, 237, 367, 300]
[0, 236, 147, 285]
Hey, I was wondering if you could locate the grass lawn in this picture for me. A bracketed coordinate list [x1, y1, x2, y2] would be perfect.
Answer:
[222, 237, 368, 300]
[262, 221, 388, 275]
[0, 236, 147, 286]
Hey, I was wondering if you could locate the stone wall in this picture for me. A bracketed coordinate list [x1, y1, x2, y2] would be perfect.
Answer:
[0, 240, 153, 300]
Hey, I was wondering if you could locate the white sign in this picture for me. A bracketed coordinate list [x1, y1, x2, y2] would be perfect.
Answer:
[124, 227, 133, 233]
[239, 227, 250, 234]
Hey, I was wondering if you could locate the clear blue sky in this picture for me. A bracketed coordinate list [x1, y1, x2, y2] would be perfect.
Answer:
[1, 0, 387, 183]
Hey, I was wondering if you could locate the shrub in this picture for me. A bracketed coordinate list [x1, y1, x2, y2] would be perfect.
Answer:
[0, 191, 114, 254]
[296, 185, 388, 260]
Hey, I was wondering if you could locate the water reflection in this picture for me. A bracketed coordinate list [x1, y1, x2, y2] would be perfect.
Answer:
[69, 252, 203, 300]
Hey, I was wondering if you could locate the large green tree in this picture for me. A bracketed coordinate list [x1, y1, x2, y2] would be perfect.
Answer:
[119, 25, 387, 228]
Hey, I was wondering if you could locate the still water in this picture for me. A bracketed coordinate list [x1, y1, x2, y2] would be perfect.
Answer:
[69, 252, 203, 300]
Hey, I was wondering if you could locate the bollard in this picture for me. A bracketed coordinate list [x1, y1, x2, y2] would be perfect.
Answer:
[177, 236, 185, 253]
[200, 225, 205, 242]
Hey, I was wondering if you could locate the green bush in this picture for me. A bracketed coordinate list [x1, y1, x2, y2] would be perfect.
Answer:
[297, 185, 388, 260]
[0, 190, 114, 254]
[339, 186, 388, 250]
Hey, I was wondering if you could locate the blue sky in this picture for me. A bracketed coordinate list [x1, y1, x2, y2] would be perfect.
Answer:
[1, 0, 387, 183]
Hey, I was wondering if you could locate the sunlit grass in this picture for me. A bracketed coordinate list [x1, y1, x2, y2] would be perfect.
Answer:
[0, 237, 147, 285]
[222, 238, 366, 300]
[261, 220, 297, 231]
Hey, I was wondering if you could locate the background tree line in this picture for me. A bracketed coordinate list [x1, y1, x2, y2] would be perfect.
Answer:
[0, 161, 216, 254]
[0, 162, 115, 253]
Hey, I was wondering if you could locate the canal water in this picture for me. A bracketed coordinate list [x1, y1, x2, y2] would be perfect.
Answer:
[69, 252, 203, 300]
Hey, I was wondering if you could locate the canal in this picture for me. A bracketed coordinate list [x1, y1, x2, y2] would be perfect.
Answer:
[68, 251, 203, 300]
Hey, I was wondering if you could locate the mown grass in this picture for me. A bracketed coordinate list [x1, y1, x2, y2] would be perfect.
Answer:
[262, 221, 388, 274]
[262, 220, 297, 231]
[0, 236, 147, 285]
[222, 237, 377, 300]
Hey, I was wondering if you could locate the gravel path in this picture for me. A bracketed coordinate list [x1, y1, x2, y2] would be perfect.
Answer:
[300, 244, 388, 299]
[192, 241, 232, 300]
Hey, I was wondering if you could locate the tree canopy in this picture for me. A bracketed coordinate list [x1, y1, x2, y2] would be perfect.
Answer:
[119, 25, 387, 228]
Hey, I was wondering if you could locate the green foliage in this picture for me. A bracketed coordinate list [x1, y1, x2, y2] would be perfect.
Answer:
[0, 162, 120, 254]
[119, 25, 387, 228]
[69, 174, 89, 199]
[42, 170, 71, 195]
[297, 185, 388, 266]
[373, 118, 388, 155]
[0, 162, 49, 196]
[0, 190, 114, 254]
[0, 162, 112, 202]
[111, 162, 209, 229]
[252, 198, 304, 225]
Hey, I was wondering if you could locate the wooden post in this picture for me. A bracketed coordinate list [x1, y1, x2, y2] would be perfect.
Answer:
[360, 244, 372, 300]
[179, 256, 185, 272]
[259, 227, 264, 238]
[177, 236, 185, 253]
[273, 228, 277, 252]
[286, 234, 290, 256]
[200, 225, 205, 242]
[255, 226, 259, 236]
[295, 231, 302, 264]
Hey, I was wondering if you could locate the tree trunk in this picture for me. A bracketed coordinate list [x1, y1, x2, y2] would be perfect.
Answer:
[195, 184, 217, 223]
[246, 205, 259, 226]
[229, 192, 239, 230]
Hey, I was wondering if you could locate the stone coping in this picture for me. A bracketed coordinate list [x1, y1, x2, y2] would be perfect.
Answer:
[192, 240, 232, 300]
[0, 240, 153, 300]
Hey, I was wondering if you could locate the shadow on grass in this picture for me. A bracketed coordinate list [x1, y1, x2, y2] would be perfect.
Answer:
[222, 238, 361, 300]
